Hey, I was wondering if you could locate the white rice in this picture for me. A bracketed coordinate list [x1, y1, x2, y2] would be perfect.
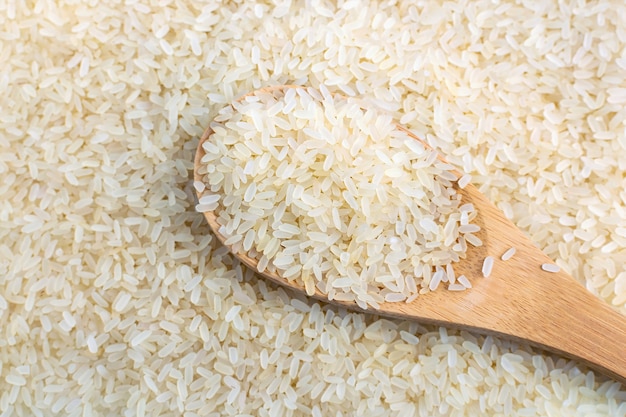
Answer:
[448, 284, 467, 292]
[457, 275, 472, 289]
[198, 87, 482, 306]
[457, 174, 472, 189]
[482, 256, 495, 278]
[501, 247, 517, 261]
[2, 0, 625, 416]
[541, 263, 561, 273]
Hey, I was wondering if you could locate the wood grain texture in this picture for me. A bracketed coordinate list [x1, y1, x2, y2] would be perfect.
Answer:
[194, 85, 626, 385]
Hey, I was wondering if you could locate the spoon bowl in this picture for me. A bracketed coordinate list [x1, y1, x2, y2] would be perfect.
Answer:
[195, 85, 626, 384]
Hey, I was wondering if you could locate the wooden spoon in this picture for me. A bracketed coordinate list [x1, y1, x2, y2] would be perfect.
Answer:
[194, 85, 626, 384]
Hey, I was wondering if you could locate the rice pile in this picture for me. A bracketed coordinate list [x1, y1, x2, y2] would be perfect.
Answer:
[1, 0, 626, 416]
[196, 86, 481, 308]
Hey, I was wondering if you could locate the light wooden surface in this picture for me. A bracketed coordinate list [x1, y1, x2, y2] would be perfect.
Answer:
[194, 85, 626, 384]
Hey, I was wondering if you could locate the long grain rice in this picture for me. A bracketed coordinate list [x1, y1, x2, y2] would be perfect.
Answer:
[2, 0, 625, 415]
[501, 247, 517, 261]
[482, 256, 495, 278]
[541, 263, 561, 273]
[198, 87, 482, 306]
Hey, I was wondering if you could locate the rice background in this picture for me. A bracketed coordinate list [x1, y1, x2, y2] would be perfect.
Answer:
[1, 0, 626, 416]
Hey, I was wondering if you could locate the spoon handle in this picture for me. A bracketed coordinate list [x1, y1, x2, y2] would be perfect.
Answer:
[450, 186, 626, 384]
[394, 126, 626, 383]
[530, 287, 626, 384]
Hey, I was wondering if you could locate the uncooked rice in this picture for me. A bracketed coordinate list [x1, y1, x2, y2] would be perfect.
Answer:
[482, 256, 495, 278]
[541, 263, 561, 273]
[197, 86, 481, 308]
[457, 275, 472, 289]
[457, 174, 472, 189]
[501, 247, 517, 261]
[1, 0, 626, 416]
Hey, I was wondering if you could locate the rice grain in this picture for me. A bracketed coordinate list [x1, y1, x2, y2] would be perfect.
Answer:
[501, 247, 517, 261]
[482, 256, 495, 278]
[2, 1, 625, 416]
[541, 263, 561, 273]
[199, 88, 482, 306]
